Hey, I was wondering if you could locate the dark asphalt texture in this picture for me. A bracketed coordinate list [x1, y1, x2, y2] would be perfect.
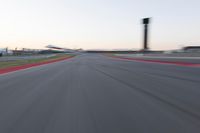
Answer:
[0, 54, 200, 133]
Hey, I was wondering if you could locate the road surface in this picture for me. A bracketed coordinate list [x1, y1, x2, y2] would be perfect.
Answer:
[0, 54, 200, 133]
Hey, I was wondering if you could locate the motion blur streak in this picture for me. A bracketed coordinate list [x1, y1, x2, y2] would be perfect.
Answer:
[0, 54, 200, 133]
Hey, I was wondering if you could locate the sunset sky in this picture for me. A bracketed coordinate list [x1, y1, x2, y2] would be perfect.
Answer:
[0, 0, 199, 50]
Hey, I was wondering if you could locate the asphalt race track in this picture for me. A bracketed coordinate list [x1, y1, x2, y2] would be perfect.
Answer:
[0, 54, 200, 133]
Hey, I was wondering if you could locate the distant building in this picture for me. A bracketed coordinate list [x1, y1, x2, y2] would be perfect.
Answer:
[12, 49, 40, 55]
[46, 45, 74, 53]
[0, 48, 13, 56]
[183, 46, 200, 52]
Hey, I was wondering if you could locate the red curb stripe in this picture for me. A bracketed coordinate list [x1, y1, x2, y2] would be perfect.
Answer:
[0, 56, 74, 75]
[108, 55, 200, 67]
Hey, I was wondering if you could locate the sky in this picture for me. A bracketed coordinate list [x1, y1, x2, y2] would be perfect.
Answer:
[0, 0, 200, 50]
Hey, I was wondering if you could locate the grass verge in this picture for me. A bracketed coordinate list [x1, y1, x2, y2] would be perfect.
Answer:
[0, 54, 75, 69]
